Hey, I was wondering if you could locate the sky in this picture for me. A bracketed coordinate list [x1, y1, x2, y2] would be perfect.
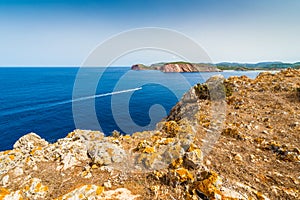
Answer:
[0, 0, 299, 66]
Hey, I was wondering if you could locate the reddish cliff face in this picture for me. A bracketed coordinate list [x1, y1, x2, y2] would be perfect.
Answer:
[160, 63, 195, 72]
[131, 62, 221, 72]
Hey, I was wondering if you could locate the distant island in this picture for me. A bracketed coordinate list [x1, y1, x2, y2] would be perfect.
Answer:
[131, 62, 221, 72]
[131, 61, 300, 72]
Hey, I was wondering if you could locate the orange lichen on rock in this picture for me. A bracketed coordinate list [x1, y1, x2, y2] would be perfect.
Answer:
[162, 121, 181, 137]
[95, 186, 104, 195]
[8, 155, 15, 160]
[172, 168, 194, 182]
[170, 158, 183, 169]
[0, 187, 10, 199]
[142, 146, 155, 154]
[54, 185, 105, 200]
[30, 146, 43, 155]
[194, 171, 223, 199]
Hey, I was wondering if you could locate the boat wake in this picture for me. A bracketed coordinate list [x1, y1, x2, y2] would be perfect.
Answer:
[61, 87, 142, 105]
[1, 87, 143, 116]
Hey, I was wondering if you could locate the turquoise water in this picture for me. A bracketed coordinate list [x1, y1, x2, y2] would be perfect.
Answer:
[0, 67, 265, 150]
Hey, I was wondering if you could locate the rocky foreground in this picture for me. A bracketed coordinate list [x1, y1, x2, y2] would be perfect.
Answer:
[1, 69, 300, 200]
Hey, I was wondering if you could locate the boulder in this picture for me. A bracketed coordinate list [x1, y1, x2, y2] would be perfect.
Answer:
[13, 133, 48, 153]
[87, 142, 126, 166]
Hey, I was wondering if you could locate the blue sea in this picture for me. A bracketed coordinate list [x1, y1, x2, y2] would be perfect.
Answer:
[0, 67, 265, 151]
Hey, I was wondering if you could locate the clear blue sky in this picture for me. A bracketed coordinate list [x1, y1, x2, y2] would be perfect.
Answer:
[0, 0, 299, 66]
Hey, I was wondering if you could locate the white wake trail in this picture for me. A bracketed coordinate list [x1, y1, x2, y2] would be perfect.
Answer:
[71, 87, 143, 103]
[52, 87, 143, 107]
[0, 87, 143, 117]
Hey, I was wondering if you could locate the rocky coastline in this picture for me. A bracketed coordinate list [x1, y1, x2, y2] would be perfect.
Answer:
[1, 69, 300, 199]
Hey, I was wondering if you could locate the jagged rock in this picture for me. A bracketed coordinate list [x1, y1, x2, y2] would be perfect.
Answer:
[183, 147, 203, 169]
[54, 184, 104, 200]
[194, 74, 226, 101]
[170, 167, 194, 183]
[13, 132, 49, 154]
[236, 182, 270, 200]
[88, 141, 126, 166]
[135, 150, 164, 170]
[0, 133, 50, 175]
[133, 129, 194, 170]
[49, 138, 89, 170]
[1, 178, 49, 200]
[39, 129, 106, 170]
[161, 142, 186, 164]
[168, 75, 226, 123]
[162, 121, 181, 137]
[181, 85, 199, 103]
[134, 140, 152, 152]
[1, 130, 106, 172]
[234, 153, 243, 162]
[1, 175, 9, 187]
[54, 185, 139, 200]
[205, 74, 226, 101]
[193, 171, 222, 199]
[134, 138, 190, 170]
[67, 129, 105, 142]
[23, 178, 49, 199]
[194, 83, 210, 100]
[0, 150, 25, 175]
[2, 190, 22, 200]
[13, 167, 23, 176]
[102, 188, 140, 200]
[103, 180, 112, 188]
[220, 187, 247, 199]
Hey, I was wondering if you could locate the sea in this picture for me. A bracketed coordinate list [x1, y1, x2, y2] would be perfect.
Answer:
[0, 67, 267, 151]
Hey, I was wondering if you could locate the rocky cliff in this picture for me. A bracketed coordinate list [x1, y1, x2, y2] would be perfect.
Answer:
[131, 62, 221, 72]
[1, 69, 300, 199]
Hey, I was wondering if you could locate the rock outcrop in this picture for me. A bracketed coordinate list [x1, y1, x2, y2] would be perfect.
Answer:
[1, 68, 300, 199]
[131, 62, 221, 72]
